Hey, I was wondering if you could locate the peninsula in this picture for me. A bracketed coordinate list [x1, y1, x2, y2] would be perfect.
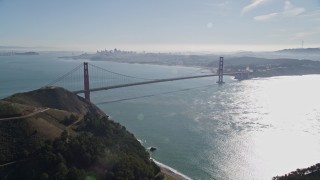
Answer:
[0, 51, 39, 56]
[61, 48, 320, 80]
[0, 87, 184, 179]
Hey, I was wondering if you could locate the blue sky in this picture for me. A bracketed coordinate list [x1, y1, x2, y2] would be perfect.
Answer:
[0, 0, 319, 52]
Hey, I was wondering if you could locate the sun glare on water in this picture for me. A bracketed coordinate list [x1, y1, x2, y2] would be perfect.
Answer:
[196, 75, 320, 179]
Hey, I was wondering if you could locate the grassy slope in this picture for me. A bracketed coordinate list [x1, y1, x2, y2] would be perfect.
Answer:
[1, 86, 104, 140]
[0, 87, 160, 179]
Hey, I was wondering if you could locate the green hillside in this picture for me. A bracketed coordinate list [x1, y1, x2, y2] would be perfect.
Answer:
[0, 87, 162, 180]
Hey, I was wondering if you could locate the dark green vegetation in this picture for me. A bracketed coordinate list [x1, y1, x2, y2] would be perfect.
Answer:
[273, 163, 320, 180]
[0, 87, 161, 180]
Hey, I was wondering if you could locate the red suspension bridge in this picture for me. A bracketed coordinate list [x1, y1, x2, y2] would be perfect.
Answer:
[47, 57, 249, 102]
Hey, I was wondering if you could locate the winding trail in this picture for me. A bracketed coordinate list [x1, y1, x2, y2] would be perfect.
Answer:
[0, 160, 18, 167]
[0, 108, 50, 121]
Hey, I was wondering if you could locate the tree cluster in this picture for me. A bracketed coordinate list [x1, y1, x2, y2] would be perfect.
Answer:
[0, 112, 161, 180]
[273, 163, 320, 180]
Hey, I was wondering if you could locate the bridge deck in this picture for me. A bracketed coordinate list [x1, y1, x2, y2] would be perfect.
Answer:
[73, 73, 238, 94]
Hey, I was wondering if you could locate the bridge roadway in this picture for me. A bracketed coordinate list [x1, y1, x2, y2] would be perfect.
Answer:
[73, 73, 238, 94]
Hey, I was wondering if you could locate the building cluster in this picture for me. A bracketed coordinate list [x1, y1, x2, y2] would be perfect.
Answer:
[96, 48, 136, 55]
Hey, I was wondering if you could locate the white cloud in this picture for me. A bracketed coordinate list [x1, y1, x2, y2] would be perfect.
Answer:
[283, 1, 305, 17]
[205, 1, 232, 16]
[207, 22, 213, 29]
[254, 1, 306, 21]
[241, 0, 271, 15]
[254, 12, 279, 21]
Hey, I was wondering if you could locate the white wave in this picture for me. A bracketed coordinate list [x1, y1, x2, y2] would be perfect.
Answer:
[137, 139, 143, 144]
[151, 158, 192, 180]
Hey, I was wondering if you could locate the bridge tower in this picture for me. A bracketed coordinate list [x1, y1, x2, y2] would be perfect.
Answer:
[217, 57, 224, 84]
[84, 62, 90, 102]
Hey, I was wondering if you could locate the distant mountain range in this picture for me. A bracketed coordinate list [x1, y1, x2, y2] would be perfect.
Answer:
[0, 51, 39, 56]
[232, 48, 320, 61]
[276, 48, 320, 53]
[0, 45, 28, 49]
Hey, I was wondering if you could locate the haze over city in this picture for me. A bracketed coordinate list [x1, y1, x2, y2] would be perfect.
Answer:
[1, 0, 320, 52]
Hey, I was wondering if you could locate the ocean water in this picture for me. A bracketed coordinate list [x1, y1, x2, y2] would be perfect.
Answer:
[1, 52, 320, 180]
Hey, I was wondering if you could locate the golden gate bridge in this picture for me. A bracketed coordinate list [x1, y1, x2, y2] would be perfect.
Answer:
[47, 57, 248, 102]
[0, 57, 249, 166]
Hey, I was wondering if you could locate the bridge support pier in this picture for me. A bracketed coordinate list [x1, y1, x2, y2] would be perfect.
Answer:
[84, 62, 90, 102]
[217, 57, 224, 84]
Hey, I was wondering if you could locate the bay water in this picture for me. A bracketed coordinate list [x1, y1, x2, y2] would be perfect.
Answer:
[1, 52, 320, 179]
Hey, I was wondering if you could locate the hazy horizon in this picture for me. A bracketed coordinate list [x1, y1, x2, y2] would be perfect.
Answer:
[0, 44, 319, 54]
[1, 0, 319, 53]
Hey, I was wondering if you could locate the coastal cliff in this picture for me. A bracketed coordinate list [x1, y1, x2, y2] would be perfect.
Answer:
[0, 87, 163, 179]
